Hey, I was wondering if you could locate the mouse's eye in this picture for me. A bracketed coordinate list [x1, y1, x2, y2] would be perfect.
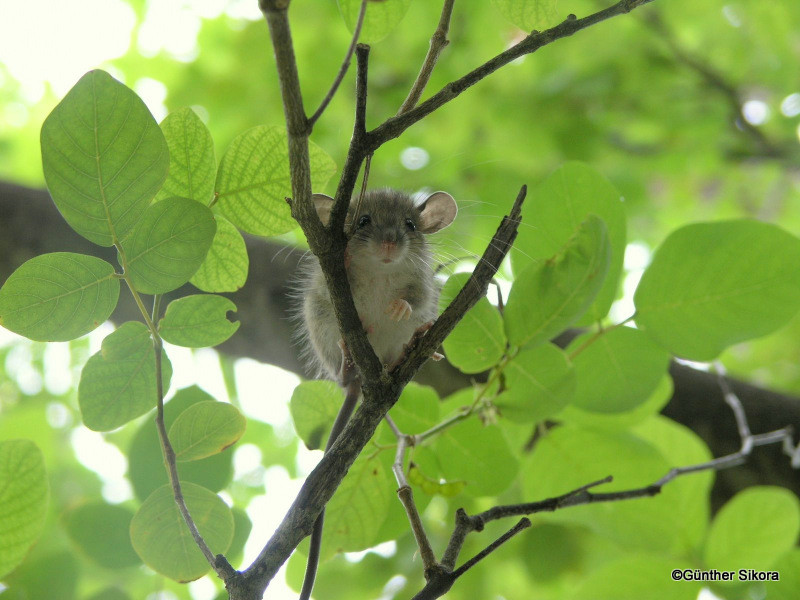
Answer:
[357, 214, 371, 228]
[405, 218, 416, 231]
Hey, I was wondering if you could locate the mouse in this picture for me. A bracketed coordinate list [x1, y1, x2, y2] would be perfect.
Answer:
[294, 187, 457, 600]
[299, 187, 458, 378]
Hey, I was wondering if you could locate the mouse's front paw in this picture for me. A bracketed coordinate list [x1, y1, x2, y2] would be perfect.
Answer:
[386, 298, 412, 321]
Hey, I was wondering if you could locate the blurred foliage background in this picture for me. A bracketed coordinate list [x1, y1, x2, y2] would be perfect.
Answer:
[1, 0, 800, 599]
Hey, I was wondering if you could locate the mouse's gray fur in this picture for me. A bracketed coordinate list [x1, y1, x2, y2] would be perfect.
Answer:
[296, 188, 457, 378]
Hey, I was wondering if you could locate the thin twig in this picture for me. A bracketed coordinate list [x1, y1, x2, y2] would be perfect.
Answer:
[348, 152, 373, 237]
[309, 0, 368, 127]
[368, 0, 658, 151]
[114, 251, 231, 580]
[450, 518, 531, 579]
[398, 0, 457, 115]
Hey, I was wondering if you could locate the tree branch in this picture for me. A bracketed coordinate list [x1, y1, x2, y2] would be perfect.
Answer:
[367, 0, 656, 150]
[408, 370, 800, 600]
[397, 0, 457, 115]
[308, 0, 368, 127]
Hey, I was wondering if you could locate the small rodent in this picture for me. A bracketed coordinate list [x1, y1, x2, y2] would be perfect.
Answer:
[298, 187, 458, 378]
[295, 187, 457, 600]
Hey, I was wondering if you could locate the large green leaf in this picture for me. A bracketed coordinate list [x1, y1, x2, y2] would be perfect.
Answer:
[155, 107, 216, 205]
[128, 386, 234, 501]
[158, 294, 239, 348]
[567, 326, 671, 413]
[0, 253, 119, 342]
[634, 220, 800, 361]
[386, 382, 440, 433]
[122, 197, 216, 294]
[290, 380, 344, 451]
[40, 70, 168, 246]
[0, 440, 48, 579]
[505, 215, 611, 348]
[190, 216, 249, 293]
[215, 125, 336, 236]
[704, 486, 800, 572]
[490, 0, 559, 31]
[558, 375, 673, 430]
[130, 482, 234, 582]
[169, 401, 246, 462]
[495, 343, 575, 422]
[338, 0, 412, 44]
[768, 549, 800, 600]
[572, 555, 701, 600]
[63, 502, 141, 569]
[439, 272, 506, 373]
[78, 321, 173, 431]
[511, 162, 626, 324]
[433, 418, 518, 497]
[322, 451, 391, 557]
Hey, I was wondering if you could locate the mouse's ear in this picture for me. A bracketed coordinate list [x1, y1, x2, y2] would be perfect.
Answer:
[419, 191, 457, 233]
[312, 193, 335, 226]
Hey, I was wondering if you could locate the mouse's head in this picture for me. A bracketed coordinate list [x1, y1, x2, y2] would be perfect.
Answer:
[312, 189, 457, 268]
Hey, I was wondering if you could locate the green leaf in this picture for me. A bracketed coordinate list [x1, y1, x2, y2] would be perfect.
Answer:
[63, 501, 141, 568]
[408, 463, 466, 497]
[0, 253, 119, 341]
[558, 374, 673, 430]
[78, 321, 173, 431]
[130, 482, 234, 582]
[322, 451, 391, 557]
[704, 486, 800, 572]
[634, 220, 800, 361]
[122, 197, 216, 294]
[215, 125, 336, 236]
[0, 440, 48, 578]
[190, 216, 249, 293]
[387, 383, 440, 433]
[40, 70, 168, 246]
[511, 162, 626, 324]
[767, 549, 800, 600]
[490, 0, 559, 31]
[439, 273, 506, 373]
[434, 418, 518, 497]
[572, 555, 701, 600]
[159, 294, 239, 348]
[169, 401, 246, 462]
[505, 215, 611, 348]
[290, 380, 344, 451]
[567, 326, 671, 413]
[495, 343, 575, 422]
[155, 107, 216, 205]
[128, 386, 234, 501]
[338, 0, 412, 44]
